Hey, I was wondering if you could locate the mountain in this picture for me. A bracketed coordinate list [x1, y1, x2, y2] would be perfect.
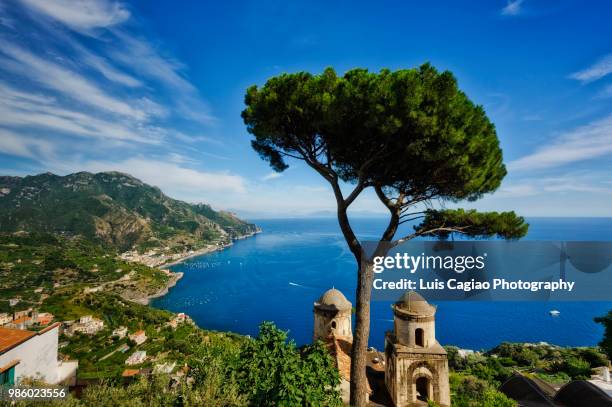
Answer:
[0, 171, 258, 252]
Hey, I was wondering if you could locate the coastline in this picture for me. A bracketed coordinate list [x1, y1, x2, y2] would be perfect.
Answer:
[160, 229, 261, 269]
[138, 229, 262, 305]
[132, 270, 184, 305]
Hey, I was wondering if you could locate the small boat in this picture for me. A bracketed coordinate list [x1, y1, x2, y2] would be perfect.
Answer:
[549, 310, 561, 317]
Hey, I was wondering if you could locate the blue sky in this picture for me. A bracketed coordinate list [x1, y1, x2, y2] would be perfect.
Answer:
[1, 0, 611, 218]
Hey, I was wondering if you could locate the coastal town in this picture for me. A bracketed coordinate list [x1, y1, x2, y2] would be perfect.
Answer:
[119, 243, 229, 268]
[0, 227, 228, 390]
[1, 302, 195, 387]
[120, 228, 260, 268]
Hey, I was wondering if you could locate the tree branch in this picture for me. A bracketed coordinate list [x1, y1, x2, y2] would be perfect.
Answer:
[304, 158, 363, 261]
[374, 185, 405, 243]
[395, 226, 469, 245]
[344, 179, 370, 207]
[398, 215, 426, 225]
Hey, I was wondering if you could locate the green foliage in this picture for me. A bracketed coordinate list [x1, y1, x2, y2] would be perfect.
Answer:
[578, 346, 609, 367]
[0, 232, 170, 313]
[450, 373, 516, 407]
[488, 342, 607, 380]
[562, 357, 591, 379]
[14, 375, 246, 407]
[449, 342, 610, 406]
[237, 321, 341, 406]
[446, 350, 512, 386]
[534, 371, 571, 385]
[481, 389, 516, 407]
[243, 65, 515, 204]
[489, 343, 539, 366]
[595, 310, 612, 360]
[417, 209, 528, 239]
[0, 172, 257, 252]
[51, 320, 340, 405]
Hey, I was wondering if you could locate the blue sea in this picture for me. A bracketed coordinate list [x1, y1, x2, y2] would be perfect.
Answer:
[152, 218, 612, 351]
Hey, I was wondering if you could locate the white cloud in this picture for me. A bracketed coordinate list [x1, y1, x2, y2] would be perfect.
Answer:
[0, 129, 55, 160]
[109, 32, 215, 124]
[111, 33, 194, 94]
[0, 43, 147, 120]
[0, 0, 231, 209]
[0, 82, 160, 144]
[462, 170, 612, 217]
[496, 174, 612, 198]
[81, 50, 142, 87]
[569, 54, 612, 83]
[495, 184, 538, 198]
[79, 157, 247, 195]
[508, 114, 612, 171]
[261, 172, 282, 181]
[501, 0, 525, 16]
[0, 2, 16, 29]
[17, 0, 129, 32]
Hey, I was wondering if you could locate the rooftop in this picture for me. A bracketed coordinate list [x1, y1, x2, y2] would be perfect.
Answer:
[394, 290, 436, 316]
[0, 327, 36, 354]
[315, 288, 352, 311]
[122, 369, 140, 377]
[11, 316, 31, 324]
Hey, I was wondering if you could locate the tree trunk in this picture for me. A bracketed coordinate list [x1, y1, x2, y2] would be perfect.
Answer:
[349, 262, 374, 406]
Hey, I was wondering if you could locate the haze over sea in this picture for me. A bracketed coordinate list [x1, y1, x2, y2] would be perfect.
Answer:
[153, 218, 612, 351]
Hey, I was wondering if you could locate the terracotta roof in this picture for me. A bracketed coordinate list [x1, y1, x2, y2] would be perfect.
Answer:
[325, 336, 372, 394]
[12, 316, 31, 324]
[39, 322, 61, 334]
[0, 327, 36, 354]
[122, 369, 140, 377]
[0, 360, 20, 373]
[37, 316, 54, 325]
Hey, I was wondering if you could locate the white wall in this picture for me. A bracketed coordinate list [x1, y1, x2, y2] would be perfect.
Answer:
[0, 326, 60, 384]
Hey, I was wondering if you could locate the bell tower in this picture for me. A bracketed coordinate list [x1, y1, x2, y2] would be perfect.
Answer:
[385, 291, 450, 407]
[313, 288, 352, 340]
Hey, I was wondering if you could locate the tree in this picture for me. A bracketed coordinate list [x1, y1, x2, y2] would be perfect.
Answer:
[242, 64, 528, 405]
[237, 321, 341, 406]
[595, 310, 612, 360]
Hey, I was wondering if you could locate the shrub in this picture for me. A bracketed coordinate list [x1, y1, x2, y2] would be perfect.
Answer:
[236, 321, 341, 406]
[481, 389, 516, 407]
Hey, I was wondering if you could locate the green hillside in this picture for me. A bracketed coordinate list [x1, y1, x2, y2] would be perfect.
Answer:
[0, 172, 258, 252]
[0, 232, 172, 313]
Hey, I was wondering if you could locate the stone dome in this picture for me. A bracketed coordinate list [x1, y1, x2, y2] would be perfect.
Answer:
[315, 288, 352, 311]
[394, 290, 435, 315]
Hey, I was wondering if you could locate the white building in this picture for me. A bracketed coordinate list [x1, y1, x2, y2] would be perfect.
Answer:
[65, 316, 104, 336]
[0, 324, 78, 385]
[0, 313, 12, 326]
[154, 361, 176, 374]
[129, 330, 147, 345]
[79, 315, 93, 324]
[168, 313, 190, 329]
[125, 351, 147, 366]
[112, 326, 128, 339]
